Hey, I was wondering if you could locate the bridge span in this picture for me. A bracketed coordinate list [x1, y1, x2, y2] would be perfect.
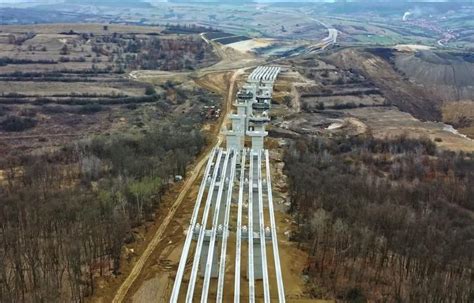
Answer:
[170, 66, 286, 302]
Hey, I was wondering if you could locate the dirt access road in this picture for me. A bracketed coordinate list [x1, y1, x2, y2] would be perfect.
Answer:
[112, 58, 246, 303]
[111, 138, 224, 303]
[109, 27, 331, 302]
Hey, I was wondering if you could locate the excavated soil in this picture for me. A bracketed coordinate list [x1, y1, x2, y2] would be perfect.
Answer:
[394, 51, 474, 101]
[326, 48, 442, 122]
[98, 70, 321, 303]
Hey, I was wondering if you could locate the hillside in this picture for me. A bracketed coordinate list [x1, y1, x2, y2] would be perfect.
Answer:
[394, 51, 474, 101]
[326, 47, 474, 137]
[326, 48, 442, 121]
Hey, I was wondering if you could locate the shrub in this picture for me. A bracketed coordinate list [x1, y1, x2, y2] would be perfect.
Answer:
[315, 101, 325, 110]
[145, 85, 157, 96]
[0, 105, 9, 116]
[345, 288, 367, 303]
[41, 105, 68, 114]
[125, 103, 138, 110]
[19, 108, 37, 117]
[333, 101, 357, 109]
[79, 103, 103, 114]
[1, 116, 37, 132]
[162, 80, 175, 89]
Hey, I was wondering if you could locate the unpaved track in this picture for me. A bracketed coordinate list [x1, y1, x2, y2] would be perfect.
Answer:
[111, 30, 337, 300]
[112, 144, 217, 303]
[112, 65, 245, 303]
[111, 30, 281, 301]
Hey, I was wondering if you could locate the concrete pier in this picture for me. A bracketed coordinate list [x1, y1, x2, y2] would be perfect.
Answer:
[170, 66, 285, 303]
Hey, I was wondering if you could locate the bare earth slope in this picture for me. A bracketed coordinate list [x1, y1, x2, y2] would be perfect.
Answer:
[326, 48, 442, 121]
[394, 51, 474, 101]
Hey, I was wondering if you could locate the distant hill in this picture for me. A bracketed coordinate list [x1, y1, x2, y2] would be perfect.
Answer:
[394, 51, 474, 101]
[65, 0, 153, 8]
[327, 47, 474, 121]
[327, 48, 442, 121]
[169, 0, 254, 3]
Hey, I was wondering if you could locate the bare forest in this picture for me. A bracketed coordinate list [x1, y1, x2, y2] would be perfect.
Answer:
[284, 135, 474, 302]
[0, 122, 206, 302]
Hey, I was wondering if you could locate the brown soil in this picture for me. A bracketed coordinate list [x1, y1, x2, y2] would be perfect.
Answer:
[89, 43, 456, 303]
[327, 48, 442, 121]
[90, 62, 242, 302]
[104, 69, 238, 303]
[442, 100, 474, 139]
[394, 51, 474, 101]
[0, 24, 219, 157]
[343, 107, 474, 152]
[270, 56, 474, 154]
[0, 23, 163, 35]
[95, 63, 324, 302]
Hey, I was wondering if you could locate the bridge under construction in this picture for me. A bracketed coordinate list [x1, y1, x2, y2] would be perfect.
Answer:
[170, 66, 285, 302]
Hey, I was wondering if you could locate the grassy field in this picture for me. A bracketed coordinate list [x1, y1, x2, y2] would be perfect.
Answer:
[0, 23, 220, 156]
[0, 23, 163, 34]
[269, 50, 474, 153]
[442, 101, 474, 139]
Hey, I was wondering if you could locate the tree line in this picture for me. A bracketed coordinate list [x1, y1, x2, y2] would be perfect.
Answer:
[0, 122, 207, 302]
[283, 135, 474, 302]
[117, 36, 215, 70]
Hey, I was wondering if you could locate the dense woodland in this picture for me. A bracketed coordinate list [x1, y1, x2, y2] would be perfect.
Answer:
[284, 135, 474, 302]
[0, 122, 206, 302]
[115, 35, 215, 70]
[3, 31, 217, 73]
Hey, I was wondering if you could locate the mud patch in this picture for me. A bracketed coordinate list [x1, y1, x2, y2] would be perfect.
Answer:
[132, 275, 170, 303]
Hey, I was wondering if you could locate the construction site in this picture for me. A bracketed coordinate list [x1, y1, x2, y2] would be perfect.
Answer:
[2, 1, 474, 303]
[171, 66, 286, 302]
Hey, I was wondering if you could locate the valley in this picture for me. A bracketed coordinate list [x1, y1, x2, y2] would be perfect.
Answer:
[0, 1, 473, 303]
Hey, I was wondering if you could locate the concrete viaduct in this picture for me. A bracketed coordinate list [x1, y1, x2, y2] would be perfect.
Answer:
[170, 66, 285, 302]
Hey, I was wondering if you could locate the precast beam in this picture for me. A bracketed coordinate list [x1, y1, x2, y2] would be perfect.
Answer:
[216, 150, 238, 303]
[170, 65, 284, 303]
[185, 149, 224, 302]
[248, 151, 255, 303]
[201, 151, 232, 302]
[265, 150, 286, 302]
[170, 148, 217, 303]
[257, 151, 270, 302]
[234, 149, 246, 303]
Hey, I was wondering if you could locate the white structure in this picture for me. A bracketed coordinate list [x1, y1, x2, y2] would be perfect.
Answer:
[171, 66, 285, 303]
[247, 114, 269, 151]
[226, 66, 281, 151]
